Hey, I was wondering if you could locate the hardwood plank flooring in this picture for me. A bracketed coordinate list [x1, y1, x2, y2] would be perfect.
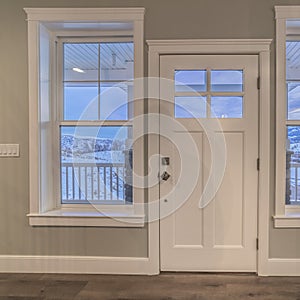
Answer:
[0, 273, 299, 300]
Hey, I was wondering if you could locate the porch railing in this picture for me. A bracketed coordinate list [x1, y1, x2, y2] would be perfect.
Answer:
[61, 162, 131, 203]
[288, 162, 300, 205]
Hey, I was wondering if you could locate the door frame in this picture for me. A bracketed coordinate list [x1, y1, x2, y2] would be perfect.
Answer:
[146, 39, 272, 276]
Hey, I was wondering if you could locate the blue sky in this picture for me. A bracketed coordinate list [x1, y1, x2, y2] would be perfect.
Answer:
[61, 126, 130, 139]
[288, 83, 300, 120]
[64, 85, 128, 121]
[64, 70, 245, 123]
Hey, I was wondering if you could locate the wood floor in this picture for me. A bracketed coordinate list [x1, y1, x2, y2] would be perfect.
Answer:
[0, 273, 299, 300]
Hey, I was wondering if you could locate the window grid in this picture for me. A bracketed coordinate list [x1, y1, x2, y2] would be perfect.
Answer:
[58, 38, 134, 205]
[62, 41, 134, 122]
[285, 38, 300, 206]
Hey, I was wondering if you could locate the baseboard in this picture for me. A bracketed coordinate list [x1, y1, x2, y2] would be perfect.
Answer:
[1, 255, 299, 276]
[266, 258, 300, 276]
[0, 255, 157, 275]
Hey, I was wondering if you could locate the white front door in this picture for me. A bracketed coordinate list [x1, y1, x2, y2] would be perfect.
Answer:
[159, 55, 259, 272]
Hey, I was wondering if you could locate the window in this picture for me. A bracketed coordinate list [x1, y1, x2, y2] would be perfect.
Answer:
[25, 8, 145, 227]
[275, 6, 300, 227]
[59, 40, 134, 205]
[286, 40, 300, 207]
[174, 69, 244, 118]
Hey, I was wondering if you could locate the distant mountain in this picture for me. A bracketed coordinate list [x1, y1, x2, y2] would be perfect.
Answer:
[288, 127, 300, 151]
[61, 134, 126, 158]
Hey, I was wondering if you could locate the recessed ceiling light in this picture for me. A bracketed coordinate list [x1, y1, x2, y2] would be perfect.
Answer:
[72, 67, 85, 73]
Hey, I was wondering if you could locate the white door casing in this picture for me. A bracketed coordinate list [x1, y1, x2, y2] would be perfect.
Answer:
[159, 54, 259, 272]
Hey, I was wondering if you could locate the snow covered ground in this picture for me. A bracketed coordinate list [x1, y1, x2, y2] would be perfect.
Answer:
[61, 134, 126, 163]
[287, 127, 300, 204]
[60, 134, 131, 203]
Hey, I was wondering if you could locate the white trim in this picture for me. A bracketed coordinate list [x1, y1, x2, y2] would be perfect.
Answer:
[24, 8, 145, 22]
[55, 30, 134, 38]
[25, 8, 145, 227]
[147, 39, 271, 276]
[0, 255, 151, 274]
[146, 39, 271, 52]
[275, 18, 287, 217]
[257, 50, 271, 276]
[28, 215, 145, 227]
[273, 214, 300, 228]
[286, 120, 300, 126]
[274, 6, 300, 225]
[266, 258, 300, 276]
[286, 32, 300, 39]
[28, 20, 40, 215]
[27, 208, 145, 227]
[58, 35, 133, 44]
[286, 204, 300, 214]
[1, 255, 299, 276]
[59, 121, 132, 126]
[275, 6, 300, 19]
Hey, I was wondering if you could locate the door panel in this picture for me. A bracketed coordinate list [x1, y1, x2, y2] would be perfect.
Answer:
[213, 132, 244, 248]
[159, 55, 259, 272]
[173, 132, 204, 248]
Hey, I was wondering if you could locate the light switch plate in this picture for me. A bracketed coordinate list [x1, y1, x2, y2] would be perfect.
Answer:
[0, 144, 20, 157]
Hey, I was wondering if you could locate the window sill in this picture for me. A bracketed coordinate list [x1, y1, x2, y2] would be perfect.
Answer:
[273, 212, 300, 228]
[27, 208, 145, 227]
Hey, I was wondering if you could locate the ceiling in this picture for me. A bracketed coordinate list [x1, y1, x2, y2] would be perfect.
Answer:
[64, 42, 134, 71]
[64, 40, 299, 78]
[287, 41, 300, 71]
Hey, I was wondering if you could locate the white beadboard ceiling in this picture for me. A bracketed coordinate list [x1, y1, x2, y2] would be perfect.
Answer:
[64, 40, 300, 76]
[64, 42, 134, 71]
[287, 41, 300, 71]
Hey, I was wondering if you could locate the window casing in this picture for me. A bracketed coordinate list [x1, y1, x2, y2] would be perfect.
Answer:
[25, 8, 145, 227]
[275, 6, 300, 227]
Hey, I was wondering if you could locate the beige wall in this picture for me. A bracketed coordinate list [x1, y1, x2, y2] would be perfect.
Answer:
[0, 0, 299, 259]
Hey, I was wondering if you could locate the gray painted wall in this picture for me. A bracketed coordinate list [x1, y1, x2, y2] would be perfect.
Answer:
[0, 0, 299, 259]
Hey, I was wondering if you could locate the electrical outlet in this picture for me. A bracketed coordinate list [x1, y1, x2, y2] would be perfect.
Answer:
[0, 144, 20, 157]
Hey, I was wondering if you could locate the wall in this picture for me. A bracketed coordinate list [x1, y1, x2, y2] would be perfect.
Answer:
[0, 0, 299, 259]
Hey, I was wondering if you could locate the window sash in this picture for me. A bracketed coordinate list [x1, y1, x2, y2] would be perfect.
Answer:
[57, 36, 134, 122]
[55, 36, 135, 207]
[275, 8, 300, 218]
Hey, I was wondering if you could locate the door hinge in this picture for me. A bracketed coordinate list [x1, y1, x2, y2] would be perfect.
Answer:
[256, 238, 259, 250]
[257, 158, 260, 171]
[257, 77, 261, 90]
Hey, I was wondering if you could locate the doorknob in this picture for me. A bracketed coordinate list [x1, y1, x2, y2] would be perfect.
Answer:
[161, 171, 171, 181]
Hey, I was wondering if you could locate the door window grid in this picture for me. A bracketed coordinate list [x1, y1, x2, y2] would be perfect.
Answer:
[174, 69, 244, 119]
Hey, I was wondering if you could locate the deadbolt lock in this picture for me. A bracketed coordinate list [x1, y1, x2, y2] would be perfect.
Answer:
[161, 171, 171, 181]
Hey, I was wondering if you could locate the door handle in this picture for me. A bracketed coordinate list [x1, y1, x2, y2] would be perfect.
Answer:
[161, 171, 171, 181]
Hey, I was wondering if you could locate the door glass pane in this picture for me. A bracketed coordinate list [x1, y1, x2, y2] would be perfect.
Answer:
[175, 70, 207, 92]
[287, 82, 300, 120]
[286, 126, 300, 205]
[211, 96, 243, 118]
[64, 82, 98, 120]
[175, 96, 207, 118]
[64, 43, 99, 81]
[100, 42, 134, 81]
[60, 126, 133, 204]
[211, 70, 243, 92]
[100, 82, 132, 121]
